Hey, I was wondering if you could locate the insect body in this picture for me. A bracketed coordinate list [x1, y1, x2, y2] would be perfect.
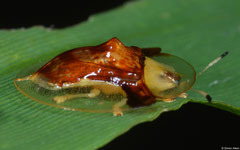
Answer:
[15, 37, 196, 116]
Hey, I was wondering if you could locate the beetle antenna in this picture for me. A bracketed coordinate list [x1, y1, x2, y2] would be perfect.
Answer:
[193, 51, 228, 102]
[198, 51, 229, 76]
[191, 89, 212, 103]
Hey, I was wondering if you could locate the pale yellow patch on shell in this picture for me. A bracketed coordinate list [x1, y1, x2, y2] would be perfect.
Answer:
[144, 57, 178, 98]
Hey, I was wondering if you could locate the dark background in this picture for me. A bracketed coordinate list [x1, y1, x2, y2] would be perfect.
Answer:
[1, 1, 239, 150]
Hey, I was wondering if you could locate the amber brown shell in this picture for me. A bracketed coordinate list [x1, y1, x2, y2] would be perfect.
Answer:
[32, 37, 159, 107]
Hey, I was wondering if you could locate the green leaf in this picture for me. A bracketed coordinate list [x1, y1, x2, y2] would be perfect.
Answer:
[0, 0, 240, 149]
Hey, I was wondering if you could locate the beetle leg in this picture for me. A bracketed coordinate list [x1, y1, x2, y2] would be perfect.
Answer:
[112, 98, 128, 116]
[160, 98, 175, 102]
[157, 93, 187, 102]
[15, 74, 33, 81]
[178, 93, 188, 98]
[53, 88, 101, 104]
[141, 47, 162, 57]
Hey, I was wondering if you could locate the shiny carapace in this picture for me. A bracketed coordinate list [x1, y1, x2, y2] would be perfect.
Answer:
[15, 37, 196, 116]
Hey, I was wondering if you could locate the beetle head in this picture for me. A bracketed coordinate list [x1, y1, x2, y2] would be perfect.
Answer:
[144, 57, 182, 99]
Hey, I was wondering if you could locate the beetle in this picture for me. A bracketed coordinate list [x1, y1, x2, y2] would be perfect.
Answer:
[15, 37, 227, 116]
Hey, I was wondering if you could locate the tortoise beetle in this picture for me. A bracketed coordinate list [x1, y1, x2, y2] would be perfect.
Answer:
[15, 37, 197, 116]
